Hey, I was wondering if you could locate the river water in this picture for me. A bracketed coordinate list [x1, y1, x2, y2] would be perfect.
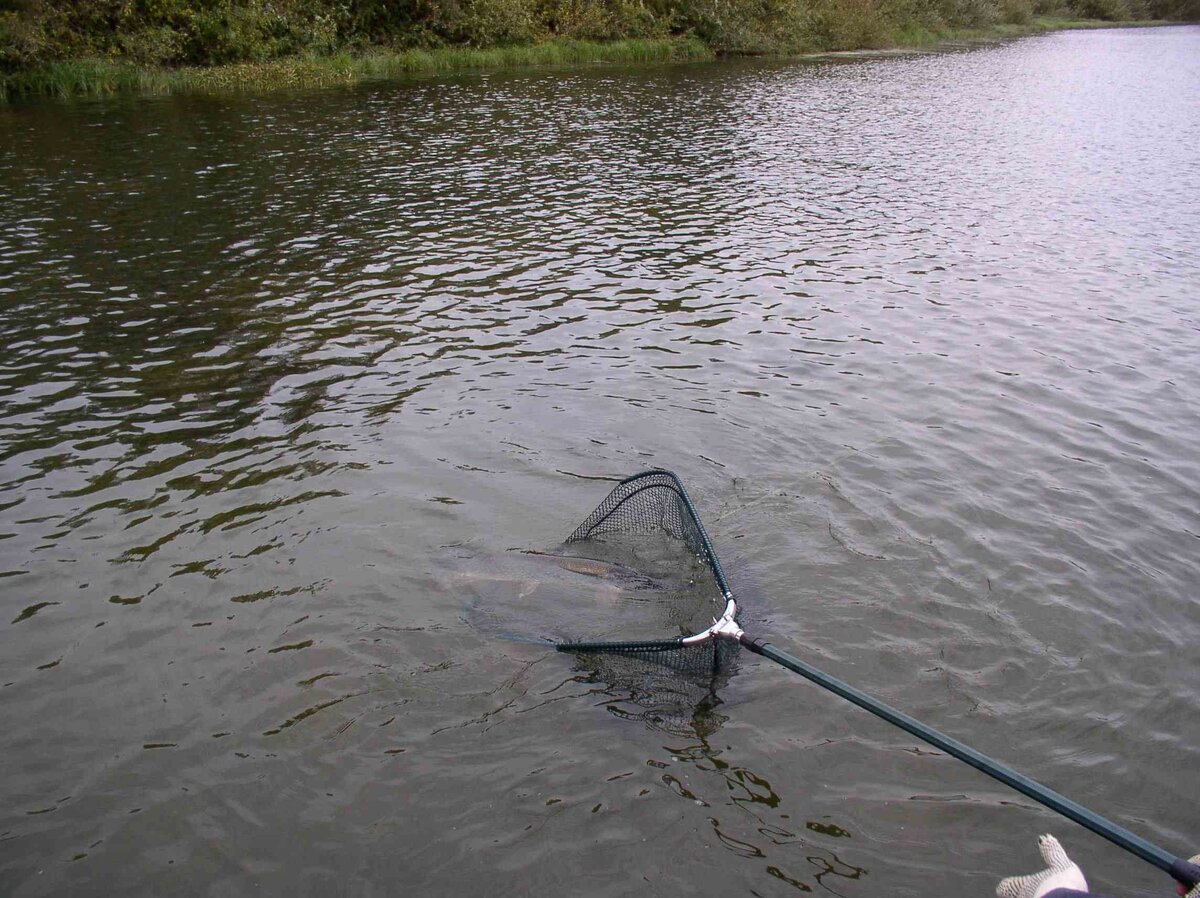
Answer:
[2, 24, 1198, 898]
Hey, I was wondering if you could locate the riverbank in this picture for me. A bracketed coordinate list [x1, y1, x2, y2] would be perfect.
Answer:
[0, 17, 1179, 104]
[0, 38, 714, 103]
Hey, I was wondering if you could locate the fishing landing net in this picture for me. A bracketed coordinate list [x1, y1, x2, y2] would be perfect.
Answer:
[555, 469, 743, 676]
[548, 472, 1200, 893]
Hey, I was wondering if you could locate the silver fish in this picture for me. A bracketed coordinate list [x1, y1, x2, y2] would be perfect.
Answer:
[442, 547, 662, 600]
[441, 546, 668, 644]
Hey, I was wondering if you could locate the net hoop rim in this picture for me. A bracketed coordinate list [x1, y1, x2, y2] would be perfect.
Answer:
[558, 468, 739, 653]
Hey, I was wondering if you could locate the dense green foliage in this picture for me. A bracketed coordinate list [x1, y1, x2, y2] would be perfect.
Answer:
[1, 0, 1192, 77]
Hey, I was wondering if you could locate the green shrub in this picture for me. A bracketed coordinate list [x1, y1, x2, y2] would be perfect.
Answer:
[532, 0, 667, 41]
[114, 26, 184, 64]
[942, 0, 1000, 26]
[1, 0, 1195, 90]
[1031, 0, 1069, 14]
[414, 0, 536, 45]
[0, 10, 41, 70]
[1149, 0, 1199, 16]
[882, 0, 947, 31]
[1069, 0, 1130, 18]
[998, 0, 1033, 22]
[804, 0, 891, 50]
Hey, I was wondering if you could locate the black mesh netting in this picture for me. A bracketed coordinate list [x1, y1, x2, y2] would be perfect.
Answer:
[556, 470, 739, 675]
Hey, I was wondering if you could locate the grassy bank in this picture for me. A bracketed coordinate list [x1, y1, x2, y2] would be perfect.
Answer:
[0, 37, 713, 102]
[0, 13, 1187, 104]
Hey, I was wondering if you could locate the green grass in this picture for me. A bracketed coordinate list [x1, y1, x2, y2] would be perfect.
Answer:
[1, 58, 147, 101]
[0, 20, 1175, 104]
[0, 38, 714, 103]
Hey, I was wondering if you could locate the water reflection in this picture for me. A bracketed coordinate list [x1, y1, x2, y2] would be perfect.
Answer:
[595, 664, 870, 893]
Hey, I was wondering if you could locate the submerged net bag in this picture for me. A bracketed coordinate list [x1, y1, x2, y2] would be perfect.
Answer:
[556, 470, 742, 675]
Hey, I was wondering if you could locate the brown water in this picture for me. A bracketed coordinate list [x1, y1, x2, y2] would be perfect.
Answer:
[2, 25, 1199, 897]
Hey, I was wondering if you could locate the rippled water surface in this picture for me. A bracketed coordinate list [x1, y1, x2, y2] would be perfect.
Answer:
[2, 25, 1199, 897]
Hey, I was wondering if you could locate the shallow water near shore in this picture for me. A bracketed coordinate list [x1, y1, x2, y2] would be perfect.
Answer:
[2, 25, 1199, 897]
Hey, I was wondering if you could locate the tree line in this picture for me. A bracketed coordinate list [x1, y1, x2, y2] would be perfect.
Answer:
[1, 0, 1194, 73]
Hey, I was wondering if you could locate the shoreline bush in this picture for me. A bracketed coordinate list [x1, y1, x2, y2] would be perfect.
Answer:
[0, 0, 1192, 102]
[4, 0, 1195, 71]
